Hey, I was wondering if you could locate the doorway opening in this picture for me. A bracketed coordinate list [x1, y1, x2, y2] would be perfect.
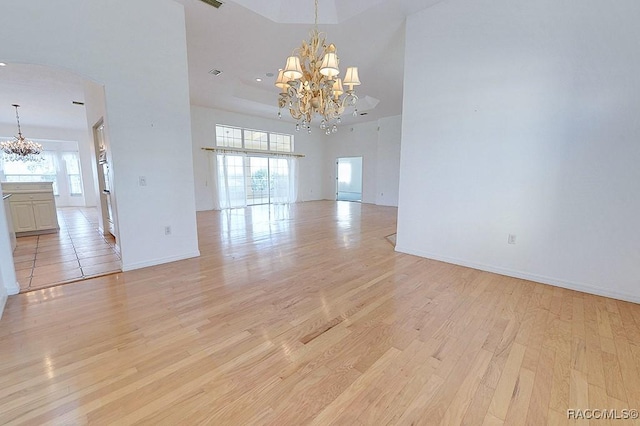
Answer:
[0, 62, 121, 293]
[93, 120, 116, 238]
[336, 157, 363, 202]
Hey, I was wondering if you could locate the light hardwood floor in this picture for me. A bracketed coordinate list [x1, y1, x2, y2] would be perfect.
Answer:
[1, 201, 639, 425]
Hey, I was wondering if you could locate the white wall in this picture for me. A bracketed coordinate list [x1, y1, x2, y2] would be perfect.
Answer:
[0, 185, 19, 314]
[397, 0, 640, 302]
[190, 106, 325, 210]
[0, 124, 96, 207]
[0, 0, 200, 271]
[324, 115, 402, 206]
[376, 116, 402, 206]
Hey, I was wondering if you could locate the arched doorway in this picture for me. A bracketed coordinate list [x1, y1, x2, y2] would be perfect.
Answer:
[0, 63, 121, 293]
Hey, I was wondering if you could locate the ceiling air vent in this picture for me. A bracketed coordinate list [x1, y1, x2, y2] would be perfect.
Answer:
[199, 0, 223, 8]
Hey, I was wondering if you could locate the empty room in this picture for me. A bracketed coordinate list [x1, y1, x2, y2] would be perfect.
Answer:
[1, 0, 639, 424]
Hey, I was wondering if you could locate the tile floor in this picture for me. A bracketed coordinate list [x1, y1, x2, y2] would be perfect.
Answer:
[12, 207, 121, 293]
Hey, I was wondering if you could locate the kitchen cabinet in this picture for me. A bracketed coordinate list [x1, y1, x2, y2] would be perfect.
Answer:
[1, 182, 59, 236]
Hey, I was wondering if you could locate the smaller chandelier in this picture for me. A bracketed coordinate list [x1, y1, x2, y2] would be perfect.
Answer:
[275, 0, 361, 135]
[1, 104, 43, 162]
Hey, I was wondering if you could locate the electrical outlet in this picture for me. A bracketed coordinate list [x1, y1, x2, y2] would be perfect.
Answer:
[165, 226, 172, 236]
[139, 176, 147, 186]
[508, 234, 516, 244]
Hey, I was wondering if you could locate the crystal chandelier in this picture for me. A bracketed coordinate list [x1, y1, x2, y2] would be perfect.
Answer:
[275, 0, 361, 135]
[1, 104, 43, 162]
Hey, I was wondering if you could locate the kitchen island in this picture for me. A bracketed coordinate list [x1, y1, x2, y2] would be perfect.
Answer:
[1, 182, 59, 236]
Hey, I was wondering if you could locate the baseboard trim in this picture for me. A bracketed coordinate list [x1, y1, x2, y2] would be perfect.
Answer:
[15, 228, 59, 238]
[0, 280, 20, 320]
[122, 250, 201, 272]
[0, 293, 7, 320]
[395, 245, 640, 304]
[6, 281, 20, 296]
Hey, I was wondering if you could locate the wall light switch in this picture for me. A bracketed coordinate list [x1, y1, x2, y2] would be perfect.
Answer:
[139, 176, 147, 186]
[508, 234, 516, 244]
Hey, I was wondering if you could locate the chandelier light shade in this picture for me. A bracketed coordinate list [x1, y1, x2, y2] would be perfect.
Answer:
[276, 0, 361, 135]
[332, 78, 344, 97]
[275, 70, 288, 92]
[283, 56, 303, 81]
[343, 67, 361, 90]
[1, 104, 43, 162]
[319, 48, 339, 78]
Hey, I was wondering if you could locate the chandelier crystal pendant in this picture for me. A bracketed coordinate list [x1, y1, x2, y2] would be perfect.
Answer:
[1, 104, 43, 162]
[275, 0, 361, 135]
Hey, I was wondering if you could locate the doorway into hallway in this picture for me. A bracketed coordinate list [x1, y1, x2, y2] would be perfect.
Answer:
[336, 157, 363, 202]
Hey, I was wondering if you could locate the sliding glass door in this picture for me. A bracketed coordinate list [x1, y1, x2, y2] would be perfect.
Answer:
[247, 157, 269, 205]
[268, 158, 293, 204]
[215, 154, 297, 208]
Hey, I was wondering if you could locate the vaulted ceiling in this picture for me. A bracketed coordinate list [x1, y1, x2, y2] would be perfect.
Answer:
[0, 0, 444, 131]
[0, 64, 88, 131]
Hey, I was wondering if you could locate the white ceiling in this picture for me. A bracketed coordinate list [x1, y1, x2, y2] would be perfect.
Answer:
[230, 0, 389, 24]
[0, 63, 87, 131]
[0, 0, 444, 132]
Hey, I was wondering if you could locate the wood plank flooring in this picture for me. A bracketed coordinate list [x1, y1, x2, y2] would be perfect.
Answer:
[1, 201, 639, 425]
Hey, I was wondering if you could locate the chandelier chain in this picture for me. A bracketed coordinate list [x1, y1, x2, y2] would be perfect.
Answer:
[314, 0, 318, 29]
[13, 104, 23, 138]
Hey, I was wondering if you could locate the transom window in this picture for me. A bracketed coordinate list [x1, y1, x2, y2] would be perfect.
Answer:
[216, 125, 293, 153]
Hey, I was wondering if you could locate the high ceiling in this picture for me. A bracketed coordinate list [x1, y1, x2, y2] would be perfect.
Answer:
[0, 0, 444, 132]
[230, 0, 389, 24]
[0, 64, 88, 131]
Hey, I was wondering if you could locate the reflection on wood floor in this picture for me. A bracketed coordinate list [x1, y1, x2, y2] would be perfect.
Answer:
[12, 207, 121, 293]
[1, 201, 640, 425]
